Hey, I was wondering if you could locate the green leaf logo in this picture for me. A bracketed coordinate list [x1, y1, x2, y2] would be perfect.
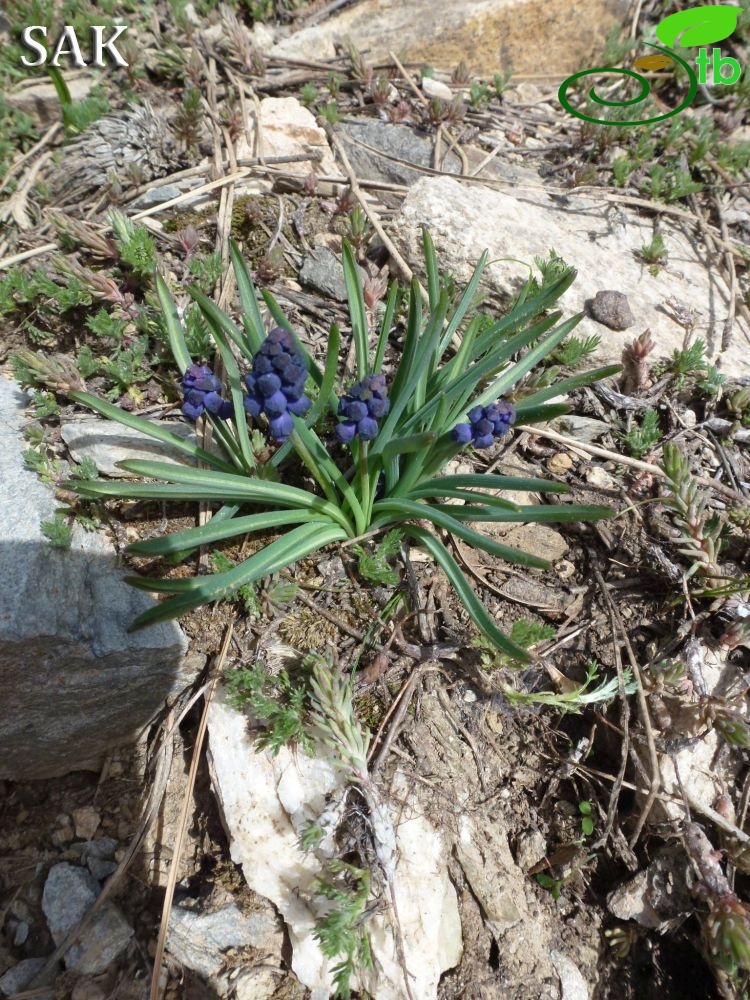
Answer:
[656, 5, 743, 48]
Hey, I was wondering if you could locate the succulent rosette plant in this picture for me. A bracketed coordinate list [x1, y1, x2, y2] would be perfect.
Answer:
[69, 230, 618, 658]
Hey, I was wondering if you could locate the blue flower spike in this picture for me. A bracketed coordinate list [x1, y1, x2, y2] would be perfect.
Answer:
[335, 373, 390, 444]
[243, 327, 311, 442]
[181, 363, 233, 421]
[452, 399, 515, 449]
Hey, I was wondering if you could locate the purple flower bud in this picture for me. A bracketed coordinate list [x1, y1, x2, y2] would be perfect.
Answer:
[287, 394, 311, 416]
[474, 433, 495, 449]
[358, 417, 379, 441]
[244, 373, 257, 394]
[244, 394, 262, 418]
[474, 418, 494, 438]
[182, 400, 204, 421]
[217, 400, 234, 419]
[203, 391, 227, 415]
[346, 401, 369, 422]
[267, 327, 294, 351]
[257, 372, 282, 397]
[282, 363, 306, 387]
[452, 423, 473, 444]
[367, 396, 389, 418]
[468, 405, 484, 424]
[272, 352, 292, 372]
[282, 380, 307, 400]
[269, 412, 294, 441]
[264, 390, 289, 416]
[253, 355, 273, 375]
[335, 421, 357, 444]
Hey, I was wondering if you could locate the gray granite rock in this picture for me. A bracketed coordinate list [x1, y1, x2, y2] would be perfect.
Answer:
[299, 247, 349, 301]
[339, 120, 461, 186]
[42, 863, 133, 974]
[60, 417, 198, 478]
[0, 957, 55, 999]
[167, 900, 281, 980]
[0, 378, 202, 779]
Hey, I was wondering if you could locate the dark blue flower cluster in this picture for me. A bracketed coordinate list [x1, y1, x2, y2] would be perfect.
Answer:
[243, 327, 311, 442]
[182, 364, 233, 421]
[452, 400, 516, 449]
[335, 373, 389, 444]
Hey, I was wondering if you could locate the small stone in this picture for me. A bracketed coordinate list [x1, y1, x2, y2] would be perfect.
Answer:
[607, 869, 660, 927]
[422, 77, 453, 101]
[167, 901, 281, 980]
[138, 185, 183, 205]
[515, 829, 547, 871]
[546, 452, 574, 476]
[0, 958, 55, 999]
[72, 806, 101, 841]
[553, 415, 611, 443]
[87, 857, 119, 881]
[585, 466, 616, 490]
[13, 919, 29, 946]
[71, 978, 107, 1000]
[299, 248, 348, 301]
[500, 524, 568, 563]
[52, 813, 75, 847]
[587, 290, 635, 331]
[556, 560, 576, 581]
[80, 838, 119, 861]
[42, 863, 133, 974]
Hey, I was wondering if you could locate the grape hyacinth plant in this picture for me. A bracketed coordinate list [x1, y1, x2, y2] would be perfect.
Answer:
[69, 230, 619, 658]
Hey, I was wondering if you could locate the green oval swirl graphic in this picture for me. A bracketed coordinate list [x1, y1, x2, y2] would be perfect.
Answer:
[558, 44, 698, 126]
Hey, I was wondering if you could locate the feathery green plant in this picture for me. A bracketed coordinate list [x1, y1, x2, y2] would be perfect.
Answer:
[69, 230, 617, 658]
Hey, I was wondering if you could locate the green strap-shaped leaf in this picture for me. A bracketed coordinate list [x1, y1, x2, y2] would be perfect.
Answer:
[342, 240, 369, 379]
[116, 459, 343, 517]
[399, 486, 521, 509]
[191, 287, 254, 362]
[380, 432, 438, 462]
[403, 526, 531, 661]
[200, 319, 256, 472]
[373, 282, 400, 374]
[290, 420, 362, 535]
[656, 5, 741, 47]
[128, 520, 346, 627]
[406, 473, 569, 494]
[437, 503, 613, 523]
[515, 364, 622, 408]
[422, 227, 441, 311]
[437, 250, 488, 356]
[229, 239, 265, 353]
[128, 509, 328, 555]
[374, 498, 550, 569]
[68, 391, 237, 475]
[155, 271, 192, 374]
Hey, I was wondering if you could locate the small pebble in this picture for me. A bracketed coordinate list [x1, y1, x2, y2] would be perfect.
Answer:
[587, 290, 635, 331]
[72, 806, 101, 841]
[546, 452, 574, 475]
[585, 466, 616, 490]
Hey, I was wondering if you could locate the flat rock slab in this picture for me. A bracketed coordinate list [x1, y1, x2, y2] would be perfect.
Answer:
[271, 0, 628, 78]
[60, 417, 198, 478]
[396, 176, 750, 375]
[42, 862, 133, 974]
[0, 378, 201, 779]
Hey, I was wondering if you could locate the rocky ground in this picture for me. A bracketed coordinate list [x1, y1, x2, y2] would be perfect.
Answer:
[0, 1, 749, 999]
